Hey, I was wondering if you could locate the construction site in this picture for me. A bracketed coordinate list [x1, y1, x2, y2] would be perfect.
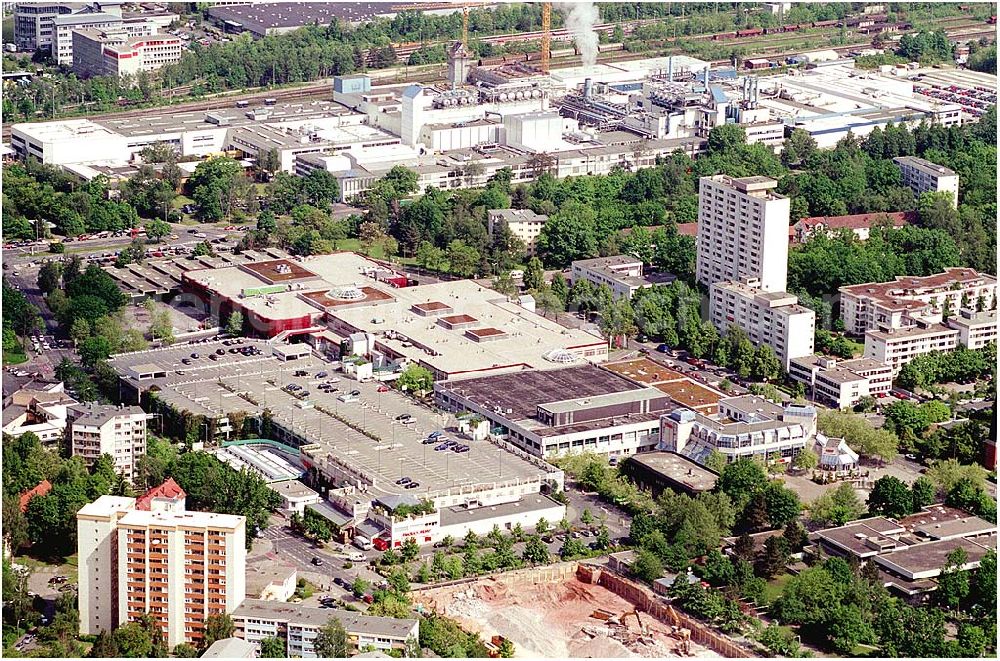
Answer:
[414, 564, 717, 658]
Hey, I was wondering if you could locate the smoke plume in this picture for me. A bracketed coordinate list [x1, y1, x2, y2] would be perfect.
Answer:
[563, 2, 600, 67]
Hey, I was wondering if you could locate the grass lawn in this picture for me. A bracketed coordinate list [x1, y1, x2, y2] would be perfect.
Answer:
[3, 346, 28, 365]
[761, 573, 792, 605]
[16, 553, 79, 584]
[336, 238, 387, 260]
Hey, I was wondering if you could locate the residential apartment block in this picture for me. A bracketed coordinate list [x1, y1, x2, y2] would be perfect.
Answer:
[839, 269, 997, 336]
[2, 381, 78, 446]
[839, 269, 997, 374]
[696, 174, 790, 293]
[788, 355, 892, 410]
[73, 28, 182, 78]
[69, 403, 149, 479]
[709, 278, 816, 369]
[893, 156, 959, 207]
[659, 396, 819, 465]
[864, 312, 997, 375]
[487, 208, 548, 256]
[77, 483, 246, 648]
[571, 255, 675, 300]
[232, 599, 419, 657]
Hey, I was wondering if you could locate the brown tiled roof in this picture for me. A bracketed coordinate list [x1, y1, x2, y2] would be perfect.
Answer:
[136, 478, 186, 510]
[19, 480, 52, 512]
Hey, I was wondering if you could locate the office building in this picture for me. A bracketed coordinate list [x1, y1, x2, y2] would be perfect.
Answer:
[487, 209, 548, 257]
[570, 255, 675, 300]
[839, 268, 997, 336]
[709, 278, 816, 369]
[893, 156, 960, 207]
[788, 355, 892, 410]
[659, 397, 819, 465]
[696, 175, 790, 293]
[13, 2, 84, 51]
[68, 403, 149, 479]
[659, 396, 819, 465]
[77, 486, 246, 648]
[232, 599, 419, 657]
[53, 11, 125, 65]
[73, 28, 182, 78]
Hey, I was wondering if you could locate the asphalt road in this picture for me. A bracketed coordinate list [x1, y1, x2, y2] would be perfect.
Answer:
[255, 524, 384, 599]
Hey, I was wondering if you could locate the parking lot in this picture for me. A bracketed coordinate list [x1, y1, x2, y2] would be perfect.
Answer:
[224, 360, 549, 499]
[110, 339, 554, 498]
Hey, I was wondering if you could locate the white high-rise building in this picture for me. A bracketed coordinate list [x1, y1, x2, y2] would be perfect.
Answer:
[696, 175, 790, 293]
[69, 404, 149, 479]
[77, 495, 135, 638]
[709, 278, 816, 369]
[77, 484, 246, 648]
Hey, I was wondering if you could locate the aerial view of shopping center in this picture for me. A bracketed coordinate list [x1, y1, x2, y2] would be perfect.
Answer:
[1, 1, 997, 659]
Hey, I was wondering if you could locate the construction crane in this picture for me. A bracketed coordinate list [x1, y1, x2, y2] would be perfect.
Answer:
[541, 1, 551, 73]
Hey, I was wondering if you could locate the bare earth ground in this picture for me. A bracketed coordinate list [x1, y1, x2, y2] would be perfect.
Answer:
[416, 575, 719, 658]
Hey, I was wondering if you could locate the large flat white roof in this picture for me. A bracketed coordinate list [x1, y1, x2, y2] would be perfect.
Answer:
[11, 118, 122, 143]
[118, 508, 245, 530]
[332, 277, 606, 378]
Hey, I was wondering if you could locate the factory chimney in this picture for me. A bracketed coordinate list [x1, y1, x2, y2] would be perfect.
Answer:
[583, 77, 593, 99]
[703, 64, 710, 88]
[667, 56, 673, 83]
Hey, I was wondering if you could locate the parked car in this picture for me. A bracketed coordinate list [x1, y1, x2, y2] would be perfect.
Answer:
[404, 481, 420, 489]
[395, 477, 412, 485]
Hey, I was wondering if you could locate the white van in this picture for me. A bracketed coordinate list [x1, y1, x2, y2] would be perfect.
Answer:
[509, 270, 524, 279]
[338, 392, 359, 403]
[353, 536, 373, 551]
[345, 550, 366, 562]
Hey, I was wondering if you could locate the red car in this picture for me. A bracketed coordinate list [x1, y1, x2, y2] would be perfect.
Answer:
[377, 385, 389, 392]
[362, 594, 374, 604]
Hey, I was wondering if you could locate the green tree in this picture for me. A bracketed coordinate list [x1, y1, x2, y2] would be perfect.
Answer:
[258, 637, 286, 658]
[498, 637, 515, 658]
[351, 577, 370, 598]
[630, 548, 664, 583]
[751, 344, 781, 382]
[717, 458, 768, 510]
[397, 363, 433, 394]
[809, 482, 864, 526]
[935, 547, 970, 613]
[867, 476, 913, 518]
[172, 643, 198, 658]
[314, 616, 349, 658]
[522, 535, 550, 565]
[523, 257, 545, 291]
[536, 200, 598, 266]
[144, 219, 171, 242]
[792, 448, 818, 471]
[401, 537, 419, 562]
[224, 310, 244, 337]
[111, 622, 152, 658]
[200, 613, 235, 650]
[910, 475, 937, 509]
[705, 450, 727, 473]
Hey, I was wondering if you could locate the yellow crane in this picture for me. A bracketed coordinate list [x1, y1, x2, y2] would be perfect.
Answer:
[541, 2, 552, 73]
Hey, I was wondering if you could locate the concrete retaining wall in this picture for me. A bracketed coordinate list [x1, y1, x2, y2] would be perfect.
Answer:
[578, 564, 756, 658]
